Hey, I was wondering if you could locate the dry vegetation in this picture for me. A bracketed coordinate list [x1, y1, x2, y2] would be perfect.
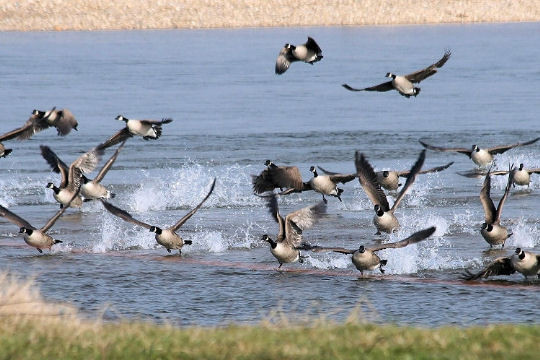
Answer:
[0, 0, 538, 31]
[0, 272, 539, 359]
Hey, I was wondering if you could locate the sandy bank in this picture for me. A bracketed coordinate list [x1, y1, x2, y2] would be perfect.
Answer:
[0, 0, 538, 31]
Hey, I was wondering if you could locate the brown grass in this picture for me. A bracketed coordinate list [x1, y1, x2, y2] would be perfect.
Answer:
[0, 1, 538, 31]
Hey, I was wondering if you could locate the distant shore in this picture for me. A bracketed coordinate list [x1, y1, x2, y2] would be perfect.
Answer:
[0, 0, 538, 31]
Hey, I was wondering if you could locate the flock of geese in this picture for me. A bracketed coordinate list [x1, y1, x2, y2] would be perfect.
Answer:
[1, 37, 539, 282]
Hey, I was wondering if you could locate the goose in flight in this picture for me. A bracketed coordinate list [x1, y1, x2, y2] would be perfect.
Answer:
[252, 160, 304, 194]
[100, 115, 173, 149]
[342, 50, 451, 97]
[419, 137, 540, 167]
[275, 37, 323, 74]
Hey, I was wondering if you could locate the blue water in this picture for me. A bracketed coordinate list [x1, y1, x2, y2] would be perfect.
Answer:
[0, 23, 539, 326]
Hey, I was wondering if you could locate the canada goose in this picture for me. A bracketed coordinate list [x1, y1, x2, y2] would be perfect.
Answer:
[419, 137, 540, 167]
[252, 160, 304, 194]
[99, 115, 173, 149]
[461, 248, 540, 280]
[490, 163, 540, 187]
[355, 150, 425, 234]
[41, 145, 104, 208]
[0, 107, 78, 142]
[318, 161, 453, 191]
[314, 227, 436, 275]
[261, 193, 326, 268]
[275, 37, 323, 74]
[100, 178, 216, 254]
[0, 143, 12, 158]
[304, 166, 356, 202]
[342, 50, 451, 97]
[479, 166, 514, 248]
[0, 193, 78, 252]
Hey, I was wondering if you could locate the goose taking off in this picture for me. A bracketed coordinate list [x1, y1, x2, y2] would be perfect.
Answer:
[275, 37, 323, 74]
[252, 160, 304, 194]
[461, 248, 540, 280]
[343, 50, 451, 97]
[101, 178, 216, 254]
[261, 193, 326, 268]
[314, 227, 436, 276]
[355, 150, 425, 234]
[479, 166, 514, 248]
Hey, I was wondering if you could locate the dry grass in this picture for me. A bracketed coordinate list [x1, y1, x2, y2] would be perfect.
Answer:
[0, 1, 538, 31]
[0, 272, 538, 359]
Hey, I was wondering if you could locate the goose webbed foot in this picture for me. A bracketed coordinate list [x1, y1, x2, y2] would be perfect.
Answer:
[37, 248, 43, 253]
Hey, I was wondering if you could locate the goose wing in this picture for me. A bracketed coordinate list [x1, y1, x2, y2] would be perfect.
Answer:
[342, 81, 394, 92]
[93, 141, 126, 183]
[275, 46, 294, 75]
[40, 190, 80, 233]
[527, 168, 540, 174]
[418, 140, 472, 157]
[66, 146, 104, 192]
[40, 145, 70, 187]
[0, 122, 34, 142]
[311, 246, 355, 254]
[487, 137, 540, 155]
[354, 152, 390, 211]
[264, 193, 286, 241]
[99, 128, 132, 150]
[140, 118, 173, 125]
[0, 205, 34, 230]
[456, 169, 488, 178]
[480, 172, 496, 224]
[317, 166, 357, 183]
[369, 226, 436, 252]
[285, 200, 327, 247]
[391, 150, 425, 212]
[404, 50, 451, 83]
[252, 165, 303, 194]
[494, 166, 514, 224]
[171, 178, 216, 231]
[461, 257, 515, 280]
[397, 162, 454, 177]
[304, 37, 322, 54]
[100, 200, 153, 230]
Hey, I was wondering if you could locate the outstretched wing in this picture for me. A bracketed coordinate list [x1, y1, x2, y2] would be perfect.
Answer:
[405, 50, 451, 83]
[342, 82, 394, 92]
[480, 172, 496, 224]
[311, 246, 355, 254]
[171, 178, 216, 231]
[460, 257, 515, 280]
[355, 152, 390, 212]
[100, 200, 153, 230]
[99, 128, 132, 150]
[418, 140, 472, 157]
[305, 37, 322, 54]
[487, 137, 540, 155]
[252, 165, 303, 194]
[370, 226, 436, 252]
[94, 141, 126, 183]
[494, 166, 514, 224]
[275, 47, 292, 75]
[391, 150, 425, 212]
[285, 200, 327, 246]
[0, 205, 34, 230]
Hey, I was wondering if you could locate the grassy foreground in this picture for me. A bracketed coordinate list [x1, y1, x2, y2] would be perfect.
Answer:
[1, 273, 538, 359]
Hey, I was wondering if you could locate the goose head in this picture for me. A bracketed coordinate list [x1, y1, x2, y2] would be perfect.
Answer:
[115, 115, 128, 122]
[374, 204, 384, 217]
[149, 226, 162, 235]
[358, 245, 365, 253]
[19, 227, 33, 235]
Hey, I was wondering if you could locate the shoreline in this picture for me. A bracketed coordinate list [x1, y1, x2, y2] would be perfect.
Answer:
[0, 1, 538, 32]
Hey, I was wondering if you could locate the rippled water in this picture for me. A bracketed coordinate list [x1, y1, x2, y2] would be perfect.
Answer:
[0, 23, 539, 326]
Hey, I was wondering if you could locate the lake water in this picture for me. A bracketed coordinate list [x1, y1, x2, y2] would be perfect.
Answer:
[0, 23, 538, 327]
